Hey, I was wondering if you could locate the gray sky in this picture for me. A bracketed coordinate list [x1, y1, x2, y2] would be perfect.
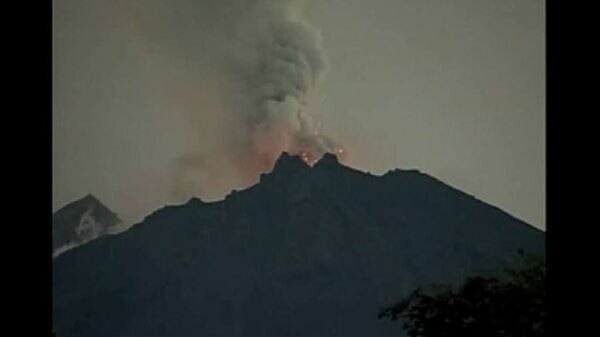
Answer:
[53, 0, 545, 229]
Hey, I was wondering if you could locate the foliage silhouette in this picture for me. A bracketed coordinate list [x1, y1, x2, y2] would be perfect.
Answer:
[379, 252, 545, 337]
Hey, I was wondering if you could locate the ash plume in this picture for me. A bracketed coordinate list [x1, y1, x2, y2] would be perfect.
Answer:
[174, 0, 346, 200]
[232, 0, 345, 167]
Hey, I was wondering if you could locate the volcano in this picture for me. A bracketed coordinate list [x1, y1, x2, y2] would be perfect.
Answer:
[52, 152, 544, 336]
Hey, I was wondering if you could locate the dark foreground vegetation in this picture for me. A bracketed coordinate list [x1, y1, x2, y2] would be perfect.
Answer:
[379, 252, 546, 337]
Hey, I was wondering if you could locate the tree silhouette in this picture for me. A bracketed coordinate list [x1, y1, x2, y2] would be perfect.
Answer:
[379, 253, 545, 337]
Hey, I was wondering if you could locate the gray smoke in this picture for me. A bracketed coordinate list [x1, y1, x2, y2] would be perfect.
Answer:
[233, 0, 345, 164]
[173, 0, 346, 199]
[239, 1, 334, 160]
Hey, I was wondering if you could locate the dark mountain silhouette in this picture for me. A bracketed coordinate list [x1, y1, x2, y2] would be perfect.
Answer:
[52, 194, 121, 257]
[52, 152, 544, 336]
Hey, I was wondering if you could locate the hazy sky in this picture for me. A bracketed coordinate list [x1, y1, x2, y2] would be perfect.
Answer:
[53, 0, 545, 229]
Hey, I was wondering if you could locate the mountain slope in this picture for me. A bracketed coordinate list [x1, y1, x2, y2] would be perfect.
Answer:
[52, 153, 544, 336]
[52, 194, 121, 257]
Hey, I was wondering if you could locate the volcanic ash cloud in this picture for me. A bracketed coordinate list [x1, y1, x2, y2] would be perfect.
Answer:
[235, 0, 346, 168]
[174, 0, 346, 200]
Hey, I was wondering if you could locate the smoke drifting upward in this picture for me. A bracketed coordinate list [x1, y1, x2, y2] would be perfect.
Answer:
[174, 0, 346, 199]
[241, 1, 343, 165]
[231, 0, 346, 169]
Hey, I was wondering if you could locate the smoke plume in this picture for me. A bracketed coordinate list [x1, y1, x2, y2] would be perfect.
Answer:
[173, 0, 346, 199]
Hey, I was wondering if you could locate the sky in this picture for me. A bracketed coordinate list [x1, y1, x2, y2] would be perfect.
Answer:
[53, 0, 545, 229]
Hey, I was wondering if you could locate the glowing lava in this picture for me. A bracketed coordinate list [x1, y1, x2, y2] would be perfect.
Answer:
[293, 145, 348, 167]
